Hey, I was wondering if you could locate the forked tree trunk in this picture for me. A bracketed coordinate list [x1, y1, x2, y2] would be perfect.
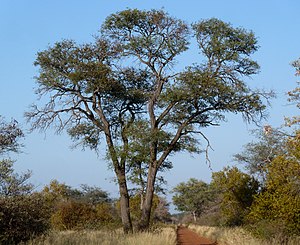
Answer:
[116, 170, 133, 234]
[137, 166, 158, 231]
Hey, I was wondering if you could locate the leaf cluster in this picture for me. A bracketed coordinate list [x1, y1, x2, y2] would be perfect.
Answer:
[0, 116, 24, 155]
[172, 178, 213, 218]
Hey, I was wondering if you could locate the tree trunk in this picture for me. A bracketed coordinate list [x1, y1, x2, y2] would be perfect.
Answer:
[137, 165, 157, 231]
[116, 170, 133, 234]
[192, 211, 197, 222]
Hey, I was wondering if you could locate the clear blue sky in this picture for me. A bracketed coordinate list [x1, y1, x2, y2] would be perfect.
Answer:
[1, 0, 300, 205]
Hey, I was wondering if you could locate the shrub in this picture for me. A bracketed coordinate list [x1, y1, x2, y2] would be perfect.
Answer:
[0, 193, 50, 244]
[50, 200, 96, 230]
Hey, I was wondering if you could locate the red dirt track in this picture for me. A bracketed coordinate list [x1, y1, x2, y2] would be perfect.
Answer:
[176, 226, 218, 245]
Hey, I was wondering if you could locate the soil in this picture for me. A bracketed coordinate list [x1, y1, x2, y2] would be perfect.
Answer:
[176, 226, 218, 245]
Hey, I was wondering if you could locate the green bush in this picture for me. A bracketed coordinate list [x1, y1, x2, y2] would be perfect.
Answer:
[246, 134, 300, 237]
[0, 193, 50, 244]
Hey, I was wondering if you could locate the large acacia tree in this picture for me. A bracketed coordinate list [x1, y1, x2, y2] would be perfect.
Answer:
[26, 9, 271, 232]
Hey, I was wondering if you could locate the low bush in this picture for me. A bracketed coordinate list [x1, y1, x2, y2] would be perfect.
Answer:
[0, 193, 50, 244]
[50, 200, 121, 230]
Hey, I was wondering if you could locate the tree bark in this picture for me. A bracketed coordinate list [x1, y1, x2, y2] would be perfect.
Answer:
[116, 169, 133, 234]
[137, 165, 158, 231]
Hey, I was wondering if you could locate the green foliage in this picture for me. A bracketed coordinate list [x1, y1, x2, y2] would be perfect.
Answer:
[0, 117, 49, 244]
[211, 167, 259, 226]
[233, 128, 286, 183]
[0, 159, 33, 196]
[172, 178, 213, 221]
[193, 18, 259, 75]
[0, 116, 24, 155]
[102, 9, 190, 65]
[0, 193, 50, 244]
[247, 133, 300, 236]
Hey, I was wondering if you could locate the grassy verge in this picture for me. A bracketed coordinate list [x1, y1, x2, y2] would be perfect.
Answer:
[188, 224, 300, 245]
[25, 227, 176, 245]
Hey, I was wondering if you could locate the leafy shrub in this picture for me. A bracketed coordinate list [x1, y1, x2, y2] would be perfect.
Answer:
[246, 134, 300, 237]
[0, 193, 50, 244]
[50, 200, 96, 230]
[50, 200, 121, 230]
[211, 166, 259, 226]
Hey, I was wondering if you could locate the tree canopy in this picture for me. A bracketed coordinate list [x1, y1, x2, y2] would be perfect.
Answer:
[172, 178, 213, 221]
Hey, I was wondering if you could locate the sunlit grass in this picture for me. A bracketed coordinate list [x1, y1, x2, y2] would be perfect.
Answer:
[188, 224, 300, 245]
[25, 227, 176, 245]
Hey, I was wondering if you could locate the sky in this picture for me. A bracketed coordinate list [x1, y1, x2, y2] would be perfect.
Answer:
[1, 0, 300, 210]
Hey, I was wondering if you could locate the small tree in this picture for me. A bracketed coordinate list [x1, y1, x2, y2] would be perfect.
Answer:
[172, 178, 212, 222]
[0, 160, 33, 197]
[211, 167, 259, 226]
[233, 129, 286, 184]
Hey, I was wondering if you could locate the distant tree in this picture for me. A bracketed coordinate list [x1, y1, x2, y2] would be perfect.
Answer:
[80, 184, 111, 205]
[42, 180, 111, 206]
[233, 128, 286, 184]
[26, 9, 271, 232]
[153, 197, 171, 223]
[211, 166, 259, 226]
[172, 178, 213, 222]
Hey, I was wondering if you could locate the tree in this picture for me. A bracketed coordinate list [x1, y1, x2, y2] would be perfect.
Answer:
[172, 178, 212, 222]
[247, 132, 300, 236]
[0, 117, 50, 243]
[0, 116, 23, 155]
[0, 160, 33, 196]
[153, 197, 171, 223]
[211, 166, 259, 226]
[26, 9, 270, 232]
[0, 117, 32, 196]
[233, 128, 286, 184]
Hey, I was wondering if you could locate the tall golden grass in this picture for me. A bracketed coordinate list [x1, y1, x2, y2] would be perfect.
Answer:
[25, 227, 176, 245]
[188, 224, 300, 245]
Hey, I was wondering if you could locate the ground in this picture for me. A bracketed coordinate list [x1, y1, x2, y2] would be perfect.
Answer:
[176, 226, 218, 245]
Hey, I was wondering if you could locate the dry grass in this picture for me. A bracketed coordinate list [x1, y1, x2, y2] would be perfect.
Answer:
[188, 224, 300, 245]
[25, 227, 176, 245]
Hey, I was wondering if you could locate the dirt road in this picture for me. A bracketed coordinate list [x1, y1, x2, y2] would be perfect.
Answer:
[176, 226, 218, 245]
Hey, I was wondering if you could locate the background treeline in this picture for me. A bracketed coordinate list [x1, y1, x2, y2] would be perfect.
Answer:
[172, 128, 300, 239]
